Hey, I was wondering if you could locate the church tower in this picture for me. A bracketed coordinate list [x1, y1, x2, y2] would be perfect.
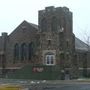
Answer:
[38, 6, 77, 78]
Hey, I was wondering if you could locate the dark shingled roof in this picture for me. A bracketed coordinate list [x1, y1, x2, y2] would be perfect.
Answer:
[26, 21, 38, 30]
[75, 37, 89, 51]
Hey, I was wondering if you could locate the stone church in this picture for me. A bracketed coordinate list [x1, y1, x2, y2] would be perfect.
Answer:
[0, 6, 90, 79]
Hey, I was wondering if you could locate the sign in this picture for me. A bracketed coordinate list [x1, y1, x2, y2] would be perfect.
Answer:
[32, 67, 44, 72]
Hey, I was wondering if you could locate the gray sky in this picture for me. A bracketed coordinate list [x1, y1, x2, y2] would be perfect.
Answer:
[0, 0, 90, 42]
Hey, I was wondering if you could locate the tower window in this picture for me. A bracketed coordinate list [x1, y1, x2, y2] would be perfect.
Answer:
[41, 18, 47, 32]
[61, 17, 66, 31]
[51, 17, 57, 32]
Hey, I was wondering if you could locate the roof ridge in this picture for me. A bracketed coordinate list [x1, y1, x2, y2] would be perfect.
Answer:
[26, 21, 38, 30]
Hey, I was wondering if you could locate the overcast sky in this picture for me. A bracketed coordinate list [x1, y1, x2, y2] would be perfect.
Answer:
[0, 0, 90, 42]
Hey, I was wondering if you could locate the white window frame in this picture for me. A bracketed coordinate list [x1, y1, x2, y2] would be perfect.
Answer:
[45, 54, 55, 65]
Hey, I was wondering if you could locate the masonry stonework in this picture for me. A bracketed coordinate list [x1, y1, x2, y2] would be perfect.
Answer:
[0, 6, 89, 79]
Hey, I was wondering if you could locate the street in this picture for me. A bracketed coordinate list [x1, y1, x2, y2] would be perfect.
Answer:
[0, 79, 90, 90]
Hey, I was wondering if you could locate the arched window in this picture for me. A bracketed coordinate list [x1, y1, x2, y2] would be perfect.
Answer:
[28, 42, 34, 60]
[45, 52, 55, 65]
[51, 17, 57, 32]
[41, 18, 47, 32]
[14, 43, 19, 63]
[21, 43, 27, 62]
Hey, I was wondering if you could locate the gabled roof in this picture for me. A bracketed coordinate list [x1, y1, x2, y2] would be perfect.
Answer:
[9, 20, 38, 36]
[22, 20, 38, 30]
[75, 37, 89, 51]
[27, 22, 38, 29]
